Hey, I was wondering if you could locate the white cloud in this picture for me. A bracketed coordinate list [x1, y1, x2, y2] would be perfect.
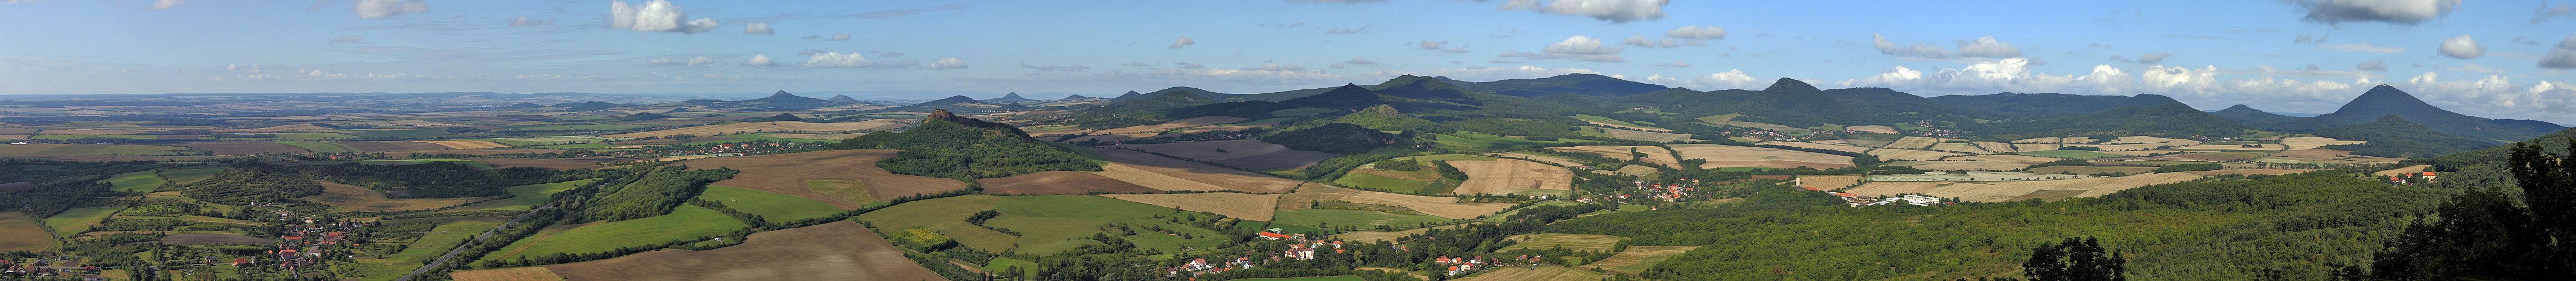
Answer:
[2543, 36, 2576, 69]
[1442, 47, 1471, 53]
[1169, 37, 1196, 49]
[610, 0, 717, 34]
[1870, 34, 2021, 58]
[147, 0, 184, 10]
[743, 22, 773, 34]
[2319, 43, 2405, 54]
[1500, 35, 1625, 62]
[1417, 40, 1449, 50]
[802, 52, 917, 69]
[2438, 35, 2482, 59]
[1498, 0, 1668, 22]
[1022, 63, 1091, 72]
[928, 57, 968, 70]
[1240, 64, 1305, 71]
[2294, 33, 2329, 44]
[2538, 4, 2576, 22]
[330, 35, 365, 43]
[827, 33, 851, 41]
[2137, 53, 2173, 64]
[1343, 57, 1377, 65]
[1620, 35, 1680, 48]
[2293, 0, 2460, 25]
[1664, 26, 1725, 39]
[510, 16, 552, 27]
[2357, 60, 2389, 71]
[353, 0, 428, 19]
[645, 56, 713, 67]
[1653, 61, 1690, 67]
[743, 55, 778, 68]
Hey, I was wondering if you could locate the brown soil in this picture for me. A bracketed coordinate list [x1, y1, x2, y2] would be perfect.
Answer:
[975, 171, 1160, 195]
[682, 149, 968, 209]
[1448, 159, 1573, 194]
[302, 180, 493, 212]
[1091, 148, 1302, 193]
[1101, 193, 1282, 221]
[1487, 152, 1582, 167]
[1668, 144, 1857, 169]
[333, 141, 453, 152]
[217, 123, 338, 132]
[543, 221, 944, 281]
[1092, 116, 1251, 135]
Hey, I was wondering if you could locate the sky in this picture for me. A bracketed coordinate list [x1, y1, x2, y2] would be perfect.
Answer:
[1, 0, 2573, 124]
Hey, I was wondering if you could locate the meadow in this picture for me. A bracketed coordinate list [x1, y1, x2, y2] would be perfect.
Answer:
[697, 185, 841, 222]
[478, 205, 747, 262]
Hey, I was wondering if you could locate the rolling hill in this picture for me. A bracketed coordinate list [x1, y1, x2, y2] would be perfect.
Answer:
[2277, 85, 2566, 143]
[1446, 73, 1671, 97]
[2311, 114, 2496, 157]
[2206, 105, 2302, 128]
[1926, 92, 2184, 117]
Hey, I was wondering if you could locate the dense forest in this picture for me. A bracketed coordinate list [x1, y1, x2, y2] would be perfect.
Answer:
[1261, 123, 1409, 154]
[2313, 114, 2496, 157]
[296, 162, 560, 198]
[575, 165, 737, 222]
[829, 111, 1101, 181]
[180, 162, 326, 205]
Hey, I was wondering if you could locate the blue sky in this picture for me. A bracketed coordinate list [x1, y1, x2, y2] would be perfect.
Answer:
[2, 0, 2573, 123]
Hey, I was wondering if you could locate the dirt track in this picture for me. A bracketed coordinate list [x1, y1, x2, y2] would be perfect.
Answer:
[543, 221, 945, 281]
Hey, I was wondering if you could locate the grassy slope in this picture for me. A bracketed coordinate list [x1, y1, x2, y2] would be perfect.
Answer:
[480, 205, 746, 261]
[355, 217, 506, 281]
[42, 207, 121, 237]
[697, 185, 841, 222]
[988, 196, 1200, 255]
[452, 179, 593, 212]
[103, 170, 167, 192]
[1271, 209, 1455, 230]
[160, 167, 228, 184]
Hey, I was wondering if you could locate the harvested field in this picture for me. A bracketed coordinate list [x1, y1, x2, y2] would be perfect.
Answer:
[180, 141, 309, 155]
[1926, 143, 1992, 154]
[541, 221, 944, 281]
[1092, 148, 1302, 193]
[1946, 155, 2062, 164]
[1448, 159, 1574, 194]
[1867, 148, 1966, 161]
[1894, 161, 2033, 171]
[1845, 173, 2205, 202]
[1668, 144, 1856, 169]
[2027, 166, 2160, 175]
[1848, 125, 1898, 134]
[1455, 266, 1609, 281]
[415, 140, 513, 149]
[1868, 171, 2087, 182]
[2281, 137, 2366, 150]
[1546, 146, 1679, 166]
[1591, 127, 1697, 142]
[0, 154, 224, 162]
[1588, 246, 1706, 275]
[1094, 116, 1251, 135]
[1103, 139, 1339, 171]
[470, 157, 636, 169]
[1795, 175, 1865, 189]
[976, 171, 1160, 195]
[1756, 141, 1875, 153]
[1101, 192, 1282, 221]
[1612, 165, 1658, 177]
[385, 148, 568, 157]
[2175, 144, 2284, 151]
[1287, 184, 1512, 220]
[2187, 169, 2321, 176]
[2377, 165, 2433, 177]
[0, 135, 21, 140]
[683, 149, 967, 209]
[147, 233, 273, 245]
[333, 141, 453, 152]
[1885, 137, 1944, 149]
[220, 123, 338, 132]
[1500, 233, 1627, 251]
[0, 212, 51, 251]
[1487, 152, 1582, 167]
[602, 120, 910, 138]
[2012, 143, 2062, 152]
[2102, 153, 2249, 162]
[453, 267, 566, 281]
[1840, 139, 1894, 148]
[303, 181, 493, 212]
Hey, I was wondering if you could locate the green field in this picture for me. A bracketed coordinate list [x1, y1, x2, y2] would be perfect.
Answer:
[1396, 153, 1503, 162]
[693, 133, 843, 144]
[1112, 218, 1228, 255]
[1235, 220, 1331, 237]
[853, 196, 1015, 252]
[697, 185, 841, 222]
[42, 207, 121, 237]
[858, 195, 1225, 255]
[1713, 167, 1772, 172]
[339, 129, 453, 139]
[280, 142, 360, 153]
[353, 159, 494, 170]
[453, 179, 594, 212]
[1226, 117, 1298, 126]
[1478, 201, 1584, 223]
[982, 257, 1040, 279]
[1431, 132, 1592, 152]
[2018, 149, 2126, 159]
[1271, 209, 1456, 230]
[102, 170, 167, 192]
[478, 205, 747, 262]
[160, 166, 228, 184]
[30, 134, 160, 140]
[0, 144, 196, 155]
[1572, 114, 1667, 130]
[356, 217, 506, 280]
[474, 136, 629, 146]
[213, 132, 356, 140]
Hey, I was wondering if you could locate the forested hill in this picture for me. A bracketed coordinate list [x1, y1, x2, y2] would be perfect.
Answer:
[1925, 92, 2183, 117]
[2281, 85, 2566, 142]
[1446, 73, 1670, 97]
[182, 162, 324, 205]
[2421, 126, 2576, 170]
[2207, 104, 2301, 128]
[2312, 114, 2496, 157]
[828, 109, 1096, 180]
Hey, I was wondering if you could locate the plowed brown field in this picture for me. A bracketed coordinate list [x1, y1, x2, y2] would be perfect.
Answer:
[542, 221, 944, 281]
[1092, 149, 1301, 193]
[1104, 139, 1338, 171]
[682, 149, 967, 209]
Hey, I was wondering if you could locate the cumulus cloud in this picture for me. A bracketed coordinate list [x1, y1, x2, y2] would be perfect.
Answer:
[743, 22, 773, 34]
[2293, 0, 2460, 25]
[1169, 37, 1196, 49]
[610, 0, 718, 34]
[743, 55, 778, 68]
[1498, 0, 1668, 22]
[2320, 43, 2406, 54]
[1177, 63, 1207, 69]
[1871, 34, 2021, 58]
[1343, 57, 1377, 65]
[1653, 61, 1690, 67]
[1620, 35, 1680, 48]
[1022, 63, 1091, 72]
[1326, 25, 1375, 34]
[147, 0, 183, 10]
[2545, 36, 2576, 69]
[2294, 33, 2329, 44]
[928, 57, 968, 70]
[354, 0, 428, 19]
[330, 35, 365, 43]
[1499, 35, 1625, 62]
[2538, 4, 2576, 22]
[2438, 35, 2483, 59]
[1665, 26, 1725, 40]
[2137, 52, 2173, 64]
[804, 52, 917, 69]
[510, 16, 553, 27]
[1649, 70, 1761, 89]
[2358, 60, 2389, 71]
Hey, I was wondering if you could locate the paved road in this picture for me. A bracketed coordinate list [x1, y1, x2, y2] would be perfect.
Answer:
[393, 203, 554, 281]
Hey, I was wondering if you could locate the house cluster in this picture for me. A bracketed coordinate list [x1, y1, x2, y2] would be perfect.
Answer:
[1433, 255, 1492, 276]
[0, 259, 104, 280]
[2387, 171, 2438, 184]
[1167, 231, 1353, 278]
[1714, 129, 1802, 142]
[1802, 186, 1949, 207]
[1905, 121, 1963, 138]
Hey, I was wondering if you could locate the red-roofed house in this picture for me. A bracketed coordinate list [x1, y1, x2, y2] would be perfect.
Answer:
[1255, 232, 1291, 240]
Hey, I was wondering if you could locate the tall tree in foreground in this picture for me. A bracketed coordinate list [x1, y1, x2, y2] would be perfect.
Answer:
[2372, 139, 2574, 280]
[2024, 236, 2127, 281]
